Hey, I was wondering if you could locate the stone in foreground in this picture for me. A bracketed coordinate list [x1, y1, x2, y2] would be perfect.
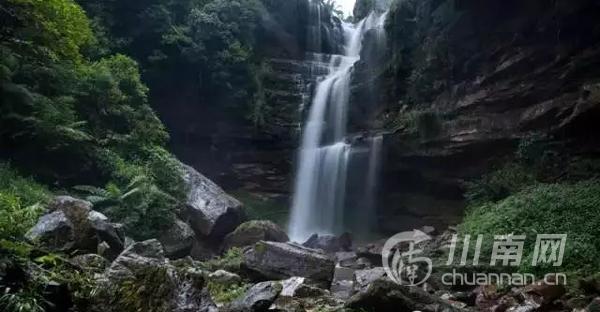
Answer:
[243, 241, 335, 286]
[229, 281, 282, 312]
[346, 278, 458, 312]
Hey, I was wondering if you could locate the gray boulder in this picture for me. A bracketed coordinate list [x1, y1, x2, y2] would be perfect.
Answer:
[25, 210, 74, 251]
[99, 239, 214, 312]
[70, 254, 109, 273]
[354, 267, 386, 291]
[208, 270, 242, 286]
[243, 241, 335, 286]
[181, 165, 246, 241]
[223, 221, 288, 251]
[302, 233, 352, 253]
[159, 219, 196, 259]
[49, 196, 96, 249]
[346, 278, 458, 312]
[230, 281, 282, 312]
[26, 196, 123, 255]
[107, 239, 166, 281]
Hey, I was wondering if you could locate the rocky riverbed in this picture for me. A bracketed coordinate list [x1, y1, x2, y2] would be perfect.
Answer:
[7, 165, 599, 312]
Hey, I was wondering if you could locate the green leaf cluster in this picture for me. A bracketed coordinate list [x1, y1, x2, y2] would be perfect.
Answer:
[0, 0, 185, 240]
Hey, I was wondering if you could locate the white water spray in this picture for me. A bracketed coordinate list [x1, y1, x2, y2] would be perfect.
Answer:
[289, 11, 388, 241]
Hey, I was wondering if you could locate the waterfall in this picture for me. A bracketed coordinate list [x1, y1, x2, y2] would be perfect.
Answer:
[289, 11, 388, 242]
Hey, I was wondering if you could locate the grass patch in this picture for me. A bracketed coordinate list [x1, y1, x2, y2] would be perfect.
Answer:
[199, 248, 244, 273]
[460, 181, 600, 284]
[465, 163, 536, 205]
[0, 163, 50, 239]
[206, 280, 249, 304]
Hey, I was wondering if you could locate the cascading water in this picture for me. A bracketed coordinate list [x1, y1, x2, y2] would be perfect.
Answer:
[289, 9, 388, 242]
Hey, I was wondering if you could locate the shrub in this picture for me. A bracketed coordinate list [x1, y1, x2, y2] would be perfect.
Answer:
[460, 181, 600, 281]
[199, 248, 244, 273]
[464, 163, 536, 205]
[0, 164, 49, 239]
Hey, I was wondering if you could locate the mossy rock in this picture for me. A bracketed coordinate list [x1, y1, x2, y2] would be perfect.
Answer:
[222, 220, 289, 251]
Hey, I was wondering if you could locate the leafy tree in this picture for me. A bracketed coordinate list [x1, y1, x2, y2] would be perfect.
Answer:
[0, 0, 185, 239]
[3, 0, 94, 62]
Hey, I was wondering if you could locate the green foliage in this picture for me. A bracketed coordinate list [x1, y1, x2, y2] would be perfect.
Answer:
[78, 0, 279, 127]
[0, 164, 49, 239]
[0, 243, 99, 312]
[206, 280, 249, 304]
[0, 289, 45, 312]
[465, 163, 537, 205]
[5, 0, 94, 62]
[460, 181, 600, 281]
[199, 248, 244, 273]
[1, 0, 186, 240]
[77, 54, 169, 150]
[74, 168, 180, 240]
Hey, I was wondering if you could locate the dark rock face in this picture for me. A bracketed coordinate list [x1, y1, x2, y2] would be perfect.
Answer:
[159, 219, 196, 259]
[346, 0, 600, 234]
[158, 0, 344, 201]
[182, 165, 246, 242]
[346, 278, 458, 312]
[223, 220, 289, 251]
[302, 233, 352, 253]
[242, 241, 335, 286]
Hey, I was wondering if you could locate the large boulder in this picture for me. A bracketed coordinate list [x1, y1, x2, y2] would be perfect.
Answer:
[346, 278, 458, 312]
[181, 165, 246, 241]
[87, 211, 124, 253]
[25, 210, 75, 251]
[106, 239, 166, 282]
[229, 281, 282, 312]
[100, 239, 215, 312]
[353, 267, 386, 291]
[223, 221, 289, 251]
[243, 241, 335, 286]
[208, 270, 242, 286]
[159, 219, 196, 259]
[26, 196, 123, 256]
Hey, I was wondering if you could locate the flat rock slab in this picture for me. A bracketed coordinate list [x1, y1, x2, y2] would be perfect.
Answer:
[243, 241, 335, 286]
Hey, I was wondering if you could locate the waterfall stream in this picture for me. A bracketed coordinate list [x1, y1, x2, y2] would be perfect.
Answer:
[289, 9, 388, 241]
